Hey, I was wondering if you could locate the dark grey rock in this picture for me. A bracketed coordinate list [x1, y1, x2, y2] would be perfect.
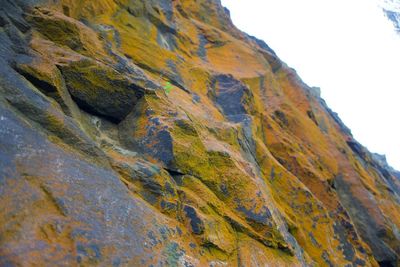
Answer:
[246, 34, 277, 56]
[320, 98, 353, 136]
[59, 59, 145, 123]
[0, 100, 200, 266]
[0, 62, 107, 165]
[118, 98, 175, 168]
[210, 74, 251, 122]
[183, 206, 204, 235]
[197, 34, 208, 61]
[334, 174, 398, 265]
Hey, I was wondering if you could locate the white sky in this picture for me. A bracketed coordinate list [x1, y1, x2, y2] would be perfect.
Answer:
[221, 0, 400, 170]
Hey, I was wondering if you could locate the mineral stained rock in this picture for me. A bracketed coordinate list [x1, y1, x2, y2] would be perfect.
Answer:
[0, 0, 399, 266]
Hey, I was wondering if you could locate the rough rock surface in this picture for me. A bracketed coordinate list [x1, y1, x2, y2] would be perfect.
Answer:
[0, 0, 399, 266]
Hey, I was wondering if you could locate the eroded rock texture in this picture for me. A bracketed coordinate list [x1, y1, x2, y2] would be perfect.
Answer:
[0, 0, 399, 266]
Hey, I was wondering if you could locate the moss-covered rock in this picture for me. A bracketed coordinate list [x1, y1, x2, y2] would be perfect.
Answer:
[0, 0, 399, 266]
[59, 58, 145, 122]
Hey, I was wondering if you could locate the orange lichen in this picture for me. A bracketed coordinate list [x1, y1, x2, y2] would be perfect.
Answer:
[1, 0, 397, 266]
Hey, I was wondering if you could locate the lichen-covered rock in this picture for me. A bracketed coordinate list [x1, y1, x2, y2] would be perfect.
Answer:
[0, 0, 399, 266]
[27, 7, 108, 58]
[59, 58, 145, 122]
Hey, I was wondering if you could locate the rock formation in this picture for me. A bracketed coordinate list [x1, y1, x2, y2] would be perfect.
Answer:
[0, 0, 399, 266]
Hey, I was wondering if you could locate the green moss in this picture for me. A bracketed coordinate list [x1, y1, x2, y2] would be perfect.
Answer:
[31, 13, 84, 52]
[59, 59, 142, 121]
[174, 119, 198, 136]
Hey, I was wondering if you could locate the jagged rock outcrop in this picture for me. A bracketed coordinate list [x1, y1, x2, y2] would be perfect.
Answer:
[0, 0, 399, 266]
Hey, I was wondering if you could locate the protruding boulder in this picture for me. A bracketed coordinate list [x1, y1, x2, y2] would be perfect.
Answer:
[59, 59, 145, 122]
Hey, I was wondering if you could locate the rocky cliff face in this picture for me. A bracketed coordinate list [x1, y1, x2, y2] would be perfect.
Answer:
[0, 1, 399, 266]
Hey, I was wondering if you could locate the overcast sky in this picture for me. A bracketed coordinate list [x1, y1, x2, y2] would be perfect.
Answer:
[221, 0, 400, 170]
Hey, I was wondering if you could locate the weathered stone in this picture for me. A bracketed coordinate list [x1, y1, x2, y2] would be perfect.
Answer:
[27, 7, 107, 58]
[59, 59, 145, 122]
[0, 102, 204, 266]
[210, 74, 253, 122]
[0, 0, 399, 266]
